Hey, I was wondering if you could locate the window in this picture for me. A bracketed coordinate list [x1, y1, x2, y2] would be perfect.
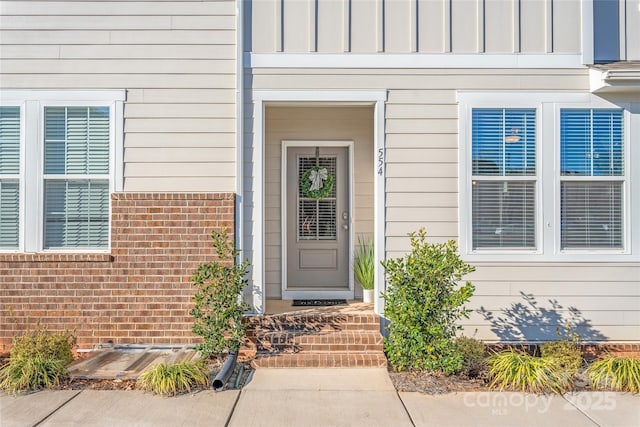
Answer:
[560, 109, 624, 249]
[471, 108, 537, 250]
[459, 93, 637, 261]
[0, 90, 124, 252]
[0, 107, 20, 249]
[43, 107, 111, 248]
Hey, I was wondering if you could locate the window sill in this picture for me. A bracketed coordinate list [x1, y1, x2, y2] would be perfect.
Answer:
[0, 253, 113, 263]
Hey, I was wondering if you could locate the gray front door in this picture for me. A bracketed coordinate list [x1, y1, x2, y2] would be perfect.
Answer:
[285, 146, 350, 291]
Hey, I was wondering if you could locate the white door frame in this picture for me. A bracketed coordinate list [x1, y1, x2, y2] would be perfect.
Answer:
[281, 141, 354, 300]
[248, 90, 387, 315]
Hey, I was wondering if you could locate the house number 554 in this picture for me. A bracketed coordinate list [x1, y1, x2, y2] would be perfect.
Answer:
[377, 148, 384, 176]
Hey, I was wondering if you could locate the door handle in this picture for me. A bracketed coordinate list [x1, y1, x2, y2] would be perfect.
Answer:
[342, 224, 349, 230]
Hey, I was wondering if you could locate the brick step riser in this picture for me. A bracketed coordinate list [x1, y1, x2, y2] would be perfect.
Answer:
[251, 353, 388, 368]
[254, 331, 383, 352]
[256, 343, 384, 353]
[247, 323, 381, 334]
[246, 316, 381, 332]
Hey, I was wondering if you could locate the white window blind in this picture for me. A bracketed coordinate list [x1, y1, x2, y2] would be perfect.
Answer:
[560, 109, 624, 249]
[43, 107, 110, 249]
[471, 108, 537, 250]
[0, 106, 20, 248]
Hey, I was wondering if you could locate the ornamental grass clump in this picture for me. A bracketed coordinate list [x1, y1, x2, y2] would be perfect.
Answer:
[382, 228, 475, 373]
[137, 361, 209, 396]
[587, 355, 640, 393]
[487, 349, 573, 394]
[0, 327, 76, 394]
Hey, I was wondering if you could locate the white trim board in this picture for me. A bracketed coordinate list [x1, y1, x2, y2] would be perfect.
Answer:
[247, 53, 585, 69]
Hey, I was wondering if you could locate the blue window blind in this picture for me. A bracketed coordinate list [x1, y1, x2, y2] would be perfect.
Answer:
[560, 109, 623, 176]
[0, 106, 20, 248]
[472, 108, 536, 176]
[43, 107, 110, 249]
[560, 109, 624, 249]
[471, 109, 536, 250]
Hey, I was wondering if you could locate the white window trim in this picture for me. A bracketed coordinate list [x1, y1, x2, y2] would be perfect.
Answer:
[0, 90, 125, 253]
[458, 92, 638, 262]
[552, 103, 631, 258]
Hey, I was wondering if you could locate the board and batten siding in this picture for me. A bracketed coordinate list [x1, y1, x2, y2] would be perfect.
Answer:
[250, 0, 582, 54]
[0, 0, 237, 192]
[245, 66, 640, 341]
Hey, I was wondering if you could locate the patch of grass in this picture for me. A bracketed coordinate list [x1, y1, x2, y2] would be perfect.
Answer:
[0, 356, 66, 394]
[587, 355, 640, 393]
[488, 349, 572, 394]
[455, 336, 486, 377]
[137, 361, 209, 396]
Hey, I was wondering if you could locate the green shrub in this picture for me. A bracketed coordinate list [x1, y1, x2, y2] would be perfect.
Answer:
[488, 349, 573, 394]
[137, 361, 209, 396]
[455, 336, 486, 377]
[354, 236, 375, 290]
[587, 355, 640, 393]
[10, 327, 75, 366]
[191, 229, 250, 358]
[539, 328, 582, 376]
[381, 229, 475, 373]
[0, 356, 67, 394]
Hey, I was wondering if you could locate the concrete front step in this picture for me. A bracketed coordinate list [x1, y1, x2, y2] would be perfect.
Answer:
[250, 352, 388, 368]
[255, 330, 383, 353]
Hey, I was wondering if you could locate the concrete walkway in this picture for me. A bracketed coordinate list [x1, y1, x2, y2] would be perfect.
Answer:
[1, 369, 638, 427]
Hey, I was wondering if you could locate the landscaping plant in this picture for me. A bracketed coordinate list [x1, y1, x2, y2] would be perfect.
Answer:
[455, 336, 486, 377]
[487, 348, 573, 394]
[137, 360, 209, 396]
[191, 229, 250, 359]
[587, 355, 640, 393]
[0, 327, 75, 393]
[354, 236, 375, 290]
[539, 326, 582, 375]
[382, 228, 475, 373]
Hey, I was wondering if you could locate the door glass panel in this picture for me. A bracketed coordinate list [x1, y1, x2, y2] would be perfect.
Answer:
[298, 156, 337, 240]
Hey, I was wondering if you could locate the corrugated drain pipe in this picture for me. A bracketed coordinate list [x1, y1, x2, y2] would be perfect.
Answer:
[212, 351, 238, 391]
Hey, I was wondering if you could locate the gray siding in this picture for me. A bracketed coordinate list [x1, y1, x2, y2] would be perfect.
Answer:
[0, 0, 237, 192]
[250, 0, 583, 54]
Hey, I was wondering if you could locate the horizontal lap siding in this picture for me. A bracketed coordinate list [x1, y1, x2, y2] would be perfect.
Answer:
[0, 0, 237, 193]
[248, 66, 640, 341]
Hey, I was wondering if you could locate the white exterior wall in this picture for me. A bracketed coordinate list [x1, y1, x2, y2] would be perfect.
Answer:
[245, 66, 640, 342]
[0, 0, 237, 192]
[250, 0, 583, 54]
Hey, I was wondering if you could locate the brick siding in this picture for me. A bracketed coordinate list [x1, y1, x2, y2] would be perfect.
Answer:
[0, 192, 235, 352]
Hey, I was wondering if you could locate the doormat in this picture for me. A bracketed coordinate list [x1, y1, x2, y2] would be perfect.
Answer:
[292, 299, 347, 307]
